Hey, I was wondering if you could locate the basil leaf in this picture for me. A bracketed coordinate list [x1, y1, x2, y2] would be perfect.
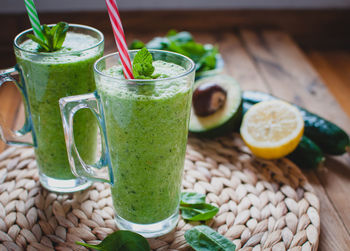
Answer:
[76, 230, 150, 251]
[181, 192, 206, 205]
[180, 203, 219, 221]
[132, 47, 155, 79]
[185, 225, 236, 251]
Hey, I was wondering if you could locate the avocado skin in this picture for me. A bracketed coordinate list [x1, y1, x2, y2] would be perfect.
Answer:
[243, 90, 350, 155]
[190, 101, 243, 138]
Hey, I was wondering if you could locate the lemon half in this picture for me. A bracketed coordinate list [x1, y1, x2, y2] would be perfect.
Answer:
[240, 100, 304, 159]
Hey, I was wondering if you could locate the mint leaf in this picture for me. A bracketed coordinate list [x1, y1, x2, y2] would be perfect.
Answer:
[27, 22, 69, 52]
[76, 230, 150, 251]
[26, 34, 50, 51]
[185, 225, 236, 251]
[42, 24, 53, 47]
[150, 73, 160, 79]
[132, 47, 155, 79]
[53, 22, 69, 50]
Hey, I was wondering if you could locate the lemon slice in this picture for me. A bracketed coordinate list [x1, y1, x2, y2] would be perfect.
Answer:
[240, 100, 304, 159]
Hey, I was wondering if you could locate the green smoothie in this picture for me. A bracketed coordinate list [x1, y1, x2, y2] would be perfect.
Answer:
[16, 31, 103, 180]
[99, 61, 192, 224]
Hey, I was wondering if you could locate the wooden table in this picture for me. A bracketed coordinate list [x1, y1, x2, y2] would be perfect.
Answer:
[1, 11, 350, 250]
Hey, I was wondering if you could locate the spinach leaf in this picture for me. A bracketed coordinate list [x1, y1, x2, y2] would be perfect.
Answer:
[130, 39, 145, 50]
[167, 31, 193, 43]
[180, 204, 219, 221]
[185, 225, 236, 251]
[145, 37, 169, 50]
[76, 230, 150, 251]
[128, 30, 219, 75]
[181, 192, 206, 205]
[197, 47, 218, 72]
[168, 41, 190, 57]
[180, 192, 218, 221]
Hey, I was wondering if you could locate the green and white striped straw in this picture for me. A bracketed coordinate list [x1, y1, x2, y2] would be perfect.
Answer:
[24, 0, 45, 40]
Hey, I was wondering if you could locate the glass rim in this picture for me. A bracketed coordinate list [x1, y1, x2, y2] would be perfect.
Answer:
[13, 23, 104, 56]
[94, 49, 196, 83]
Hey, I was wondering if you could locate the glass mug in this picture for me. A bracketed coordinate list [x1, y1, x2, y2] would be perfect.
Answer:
[0, 24, 104, 193]
[59, 50, 195, 237]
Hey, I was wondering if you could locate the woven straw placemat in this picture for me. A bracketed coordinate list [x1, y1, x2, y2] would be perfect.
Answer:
[0, 134, 320, 251]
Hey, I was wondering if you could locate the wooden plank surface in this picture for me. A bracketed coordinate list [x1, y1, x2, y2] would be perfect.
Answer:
[239, 29, 350, 250]
[219, 32, 269, 92]
[1, 10, 350, 69]
[304, 171, 350, 250]
[308, 51, 350, 118]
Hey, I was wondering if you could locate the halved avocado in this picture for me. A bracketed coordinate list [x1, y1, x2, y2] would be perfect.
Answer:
[189, 75, 242, 137]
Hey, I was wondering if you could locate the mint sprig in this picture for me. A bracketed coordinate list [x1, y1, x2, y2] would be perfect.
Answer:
[27, 22, 69, 52]
[132, 47, 160, 79]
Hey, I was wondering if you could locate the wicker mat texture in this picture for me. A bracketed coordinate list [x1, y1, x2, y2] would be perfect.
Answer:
[0, 134, 320, 251]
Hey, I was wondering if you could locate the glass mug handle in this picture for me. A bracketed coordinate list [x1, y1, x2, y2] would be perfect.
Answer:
[0, 65, 35, 146]
[59, 92, 114, 184]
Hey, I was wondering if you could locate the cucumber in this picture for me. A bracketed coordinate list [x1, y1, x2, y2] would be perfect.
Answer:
[243, 91, 350, 155]
[242, 91, 276, 104]
[242, 101, 253, 115]
[287, 136, 325, 169]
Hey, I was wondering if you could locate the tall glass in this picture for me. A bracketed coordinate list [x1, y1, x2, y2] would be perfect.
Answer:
[0, 24, 104, 193]
[59, 50, 195, 237]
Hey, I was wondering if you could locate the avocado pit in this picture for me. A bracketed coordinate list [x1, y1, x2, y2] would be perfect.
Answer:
[192, 82, 227, 117]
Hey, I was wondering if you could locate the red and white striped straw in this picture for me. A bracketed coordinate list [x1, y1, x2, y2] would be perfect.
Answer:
[105, 0, 134, 79]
